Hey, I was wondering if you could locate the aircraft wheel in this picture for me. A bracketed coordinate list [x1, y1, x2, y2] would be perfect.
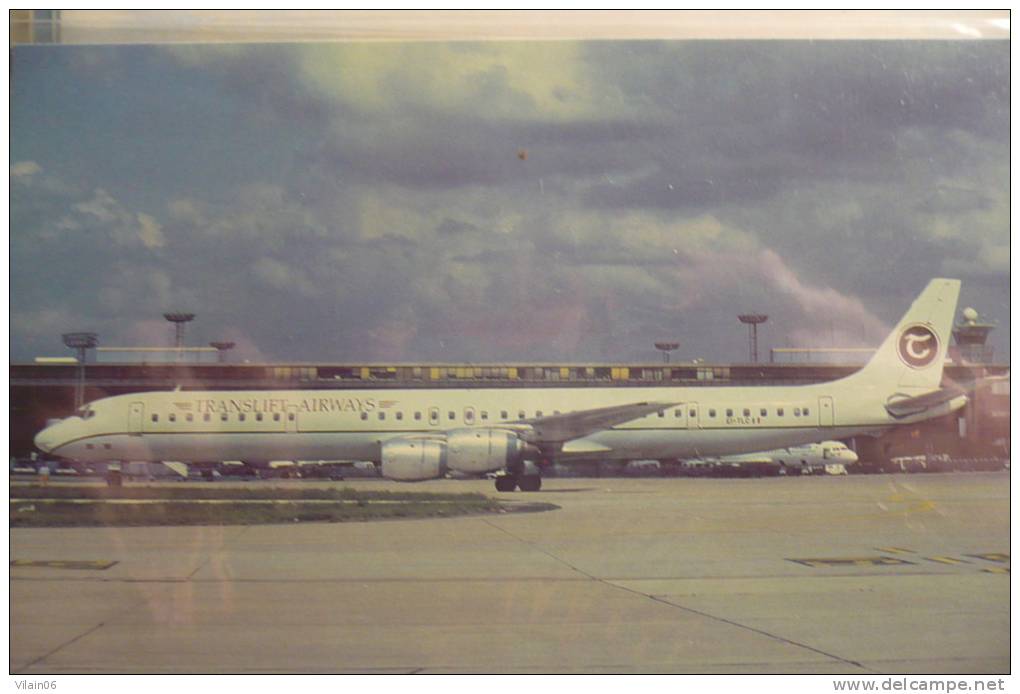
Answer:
[518, 475, 542, 492]
[494, 475, 518, 492]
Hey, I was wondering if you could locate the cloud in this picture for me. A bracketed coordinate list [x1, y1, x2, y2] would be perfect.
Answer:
[11, 160, 41, 178]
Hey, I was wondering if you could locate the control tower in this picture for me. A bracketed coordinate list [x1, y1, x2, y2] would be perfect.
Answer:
[952, 307, 996, 364]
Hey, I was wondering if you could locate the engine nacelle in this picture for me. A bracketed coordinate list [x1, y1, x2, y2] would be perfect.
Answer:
[446, 428, 528, 474]
[380, 438, 448, 481]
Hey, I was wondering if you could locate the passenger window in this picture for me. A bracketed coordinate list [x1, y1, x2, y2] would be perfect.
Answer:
[396, 412, 403, 421]
[273, 413, 280, 422]
[804, 407, 810, 416]
[689, 409, 696, 418]
[221, 413, 228, 422]
[448, 411, 455, 420]
[378, 412, 386, 420]
[151, 414, 159, 422]
[256, 413, 263, 422]
[708, 409, 716, 418]
[725, 409, 733, 417]
[186, 413, 194, 422]
[518, 411, 525, 419]
[777, 408, 784, 417]
[760, 408, 767, 417]
[743, 409, 750, 417]
[658, 410, 665, 418]
[288, 413, 295, 421]
[414, 411, 422, 421]
[794, 408, 801, 417]
[500, 410, 508, 419]
[674, 409, 682, 417]
[480, 411, 488, 420]
[169, 413, 176, 422]
[361, 412, 368, 420]
[535, 411, 543, 418]
[239, 413, 246, 422]
[204, 413, 211, 422]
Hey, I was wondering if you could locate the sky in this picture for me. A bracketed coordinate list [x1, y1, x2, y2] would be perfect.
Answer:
[10, 40, 1010, 365]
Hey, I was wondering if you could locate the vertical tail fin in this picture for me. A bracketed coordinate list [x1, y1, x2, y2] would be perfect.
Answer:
[844, 278, 961, 392]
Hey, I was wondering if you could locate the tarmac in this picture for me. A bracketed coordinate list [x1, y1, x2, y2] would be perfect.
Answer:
[10, 472, 1010, 674]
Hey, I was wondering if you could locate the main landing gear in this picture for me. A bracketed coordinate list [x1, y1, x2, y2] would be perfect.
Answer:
[494, 460, 543, 492]
[494, 474, 542, 492]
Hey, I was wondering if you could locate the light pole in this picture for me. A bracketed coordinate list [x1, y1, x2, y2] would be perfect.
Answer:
[163, 312, 195, 361]
[62, 332, 98, 410]
[654, 341, 680, 364]
[738, 314, 768, 363]
[210, 341, 236, 363]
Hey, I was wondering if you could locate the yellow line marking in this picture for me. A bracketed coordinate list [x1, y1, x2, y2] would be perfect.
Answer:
[982, 567, 1009, 574]
[923, 556, 968, 565]
[966, 553, 1010, 563]
[789, 556, 914, 568]
[875, 546, 915, 554]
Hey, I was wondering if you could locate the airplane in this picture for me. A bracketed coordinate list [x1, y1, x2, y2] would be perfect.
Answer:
[684, 440, 859, 475]
[34, 278, 967, 492]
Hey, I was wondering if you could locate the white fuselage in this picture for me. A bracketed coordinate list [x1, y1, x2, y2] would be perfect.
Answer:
[34, 378, 928, 466]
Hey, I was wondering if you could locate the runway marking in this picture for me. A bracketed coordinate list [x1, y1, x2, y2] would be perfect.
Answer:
[981, 567, 1009, 574]
[788, 557, 914, 568]
[965, 553, 1009, 563]
[922, 556, 969, 565]
[10, 559, 118, 570]
[874, 546, 915, 554]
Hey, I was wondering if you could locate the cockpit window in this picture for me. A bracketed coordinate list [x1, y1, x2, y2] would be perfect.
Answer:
[76, 407, 96, 419]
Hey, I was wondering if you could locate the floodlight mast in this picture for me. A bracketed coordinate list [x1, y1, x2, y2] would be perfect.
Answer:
[163, 312, 195, 361]
[654, 341, 680, 364]
[738, 314, 768, 363]
[210, 341, 236, 363]
[62, 332, 98, 410]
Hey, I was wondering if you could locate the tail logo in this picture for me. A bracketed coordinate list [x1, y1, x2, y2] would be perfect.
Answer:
[898, 325, 939, 368]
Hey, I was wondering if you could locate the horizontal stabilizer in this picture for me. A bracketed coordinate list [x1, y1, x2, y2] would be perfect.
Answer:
[885, 387, 967, 418]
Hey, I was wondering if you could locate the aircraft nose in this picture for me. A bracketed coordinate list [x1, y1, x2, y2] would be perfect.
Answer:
[34, 419, 64, 454]
[34, 427, 55, 454]
[846, 450, 859, 464]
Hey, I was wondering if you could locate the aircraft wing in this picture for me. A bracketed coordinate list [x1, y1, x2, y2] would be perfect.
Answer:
[513, 401, 676, 444]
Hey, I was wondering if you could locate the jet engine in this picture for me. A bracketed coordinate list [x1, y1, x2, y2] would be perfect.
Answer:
[380, 438, 448, 481]
[446, 428, 530, 474]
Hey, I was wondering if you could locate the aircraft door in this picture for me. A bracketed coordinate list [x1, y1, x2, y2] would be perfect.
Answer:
[129, 402, 144, 434]
[818, 397, 834, 426]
